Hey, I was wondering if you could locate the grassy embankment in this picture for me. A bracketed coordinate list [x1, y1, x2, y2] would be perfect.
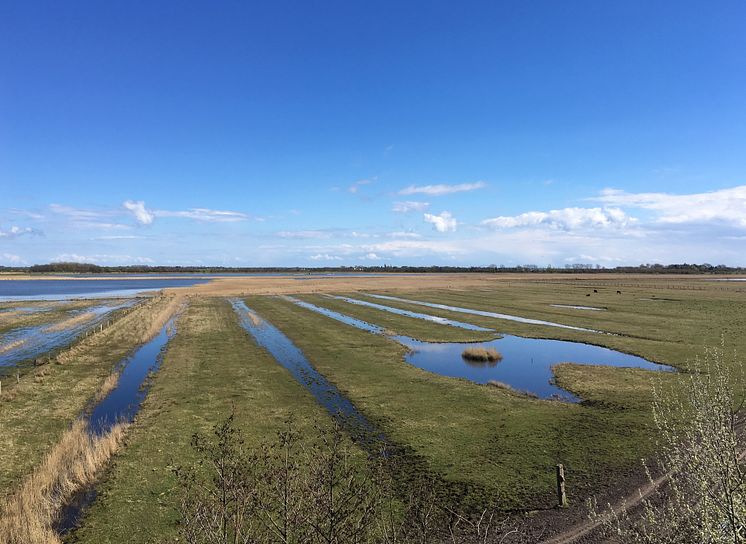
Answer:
[243, 295, 675, 509]
[0, 295, 179, 497]
[71, 297, 345, 543]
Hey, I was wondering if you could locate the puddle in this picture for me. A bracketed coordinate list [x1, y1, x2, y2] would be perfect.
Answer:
[550, 304, 606, 311]
[55, 313, 178, 534]
[231, 299, 384, 445]
[286, 298, 672, 402]
[0, 300, 139, 371]
[365, 294, 602, 333]
[401, 336, 672, 401]
[329, 296, 494, 331]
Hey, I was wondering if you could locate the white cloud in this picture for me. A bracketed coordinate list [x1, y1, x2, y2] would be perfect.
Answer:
[362, 253, 381, 260]
[49, 204, 111, 220]
[52, 253, 155, 264]
[122, 200, 248, 224]
[309, 253, 342, 261]
[92, 235, 145, 240]
[399, 181, 486, 196]
[348, 178, 375, 194]
[362, 239, 463, 257]
[386, 231, 422, 239]
[0, 225, 42, 238]
[594, 185, 746, 228]
[0, 253, 25, 265]
[392, 201, 430, 213]
[424, 211, 458, 233]
[123, 200, 155, 225]
[482, 207, 634, 231]
[155, 208, 247, 222]
[277, 230, 333, 239]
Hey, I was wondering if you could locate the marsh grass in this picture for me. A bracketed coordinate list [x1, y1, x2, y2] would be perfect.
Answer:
[486, 380, 538, 398]
[43, 311, 97, 333]
[0, 294, 180, 500]
[0, 419, 127, 544]
[462, 347, 503, 362]
[0, 339, 26, 355]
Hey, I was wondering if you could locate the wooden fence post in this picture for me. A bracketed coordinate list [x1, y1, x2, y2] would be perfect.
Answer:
[556, 464, 568, 507]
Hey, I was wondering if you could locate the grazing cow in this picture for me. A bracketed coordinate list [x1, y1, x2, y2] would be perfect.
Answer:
[586, 293, 591, 297]
[617, 290, 622, 294]
[593, 289, 598, 293]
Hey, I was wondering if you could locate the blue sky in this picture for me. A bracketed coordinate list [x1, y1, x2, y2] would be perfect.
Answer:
[2, 0, 746, 267]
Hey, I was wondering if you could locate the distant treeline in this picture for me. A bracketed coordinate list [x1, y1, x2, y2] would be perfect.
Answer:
[0, 261, 744, 275]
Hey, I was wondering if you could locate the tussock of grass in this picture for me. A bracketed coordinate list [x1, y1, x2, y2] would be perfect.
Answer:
[0, 419, 127, 544]
[462, 347, 503, 362]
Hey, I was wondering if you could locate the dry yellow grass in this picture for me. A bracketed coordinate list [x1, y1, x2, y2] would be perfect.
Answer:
[54, 294, 183, 366]
[247, 310, 263, 326]
[0, 419, 127, 544]
[43, 311, 96, 332]
[461, 347, 503, 362]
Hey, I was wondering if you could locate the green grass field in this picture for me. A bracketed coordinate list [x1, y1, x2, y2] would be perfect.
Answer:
[72, 297, 344, 543]
[2, 277, 744, 542]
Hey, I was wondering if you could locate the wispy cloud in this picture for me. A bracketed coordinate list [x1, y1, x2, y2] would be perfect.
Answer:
[392, 201, 430, 213]
[0, 225, 43, 238]
[51, 253, 155, 264]
[50, 204, 131, 229]
[123, 200, 155, 225]
[424, 211, 458, 232]
[399, 181, 486, 196]
[386, 231, 422, 239]
[124, 200, 249, 224]
[277, 230, 333, 239]
[348, 178, 376, 194]
[91, 235, 146, 240]
[309, 253, 342, 261]
[0, 253, 26, 265]
[482, 207, 634, 231]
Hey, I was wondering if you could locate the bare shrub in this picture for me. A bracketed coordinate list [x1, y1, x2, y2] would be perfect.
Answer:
[593, 345, 746, 543]
[174, 415, 527, 544]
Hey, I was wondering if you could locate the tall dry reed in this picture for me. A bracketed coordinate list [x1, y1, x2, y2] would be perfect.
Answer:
[0, 420, 127, 544]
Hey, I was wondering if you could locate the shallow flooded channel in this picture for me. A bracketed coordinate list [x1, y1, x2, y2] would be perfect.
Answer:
[55, 313, 178, 534]
[286, 298, 672, 401]
[365, 294, 602, 333]
[550, 304, 606, 311]
[329, 295, 494, 331]
[231, 299, 385, 445]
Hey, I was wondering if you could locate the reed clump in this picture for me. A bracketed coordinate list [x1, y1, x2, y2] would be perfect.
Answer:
[0, 419, 127, 544]
[462, 347, 503, 362]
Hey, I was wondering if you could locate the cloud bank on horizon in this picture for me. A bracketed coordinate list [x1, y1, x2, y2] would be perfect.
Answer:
[2, 184, 746, 267]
